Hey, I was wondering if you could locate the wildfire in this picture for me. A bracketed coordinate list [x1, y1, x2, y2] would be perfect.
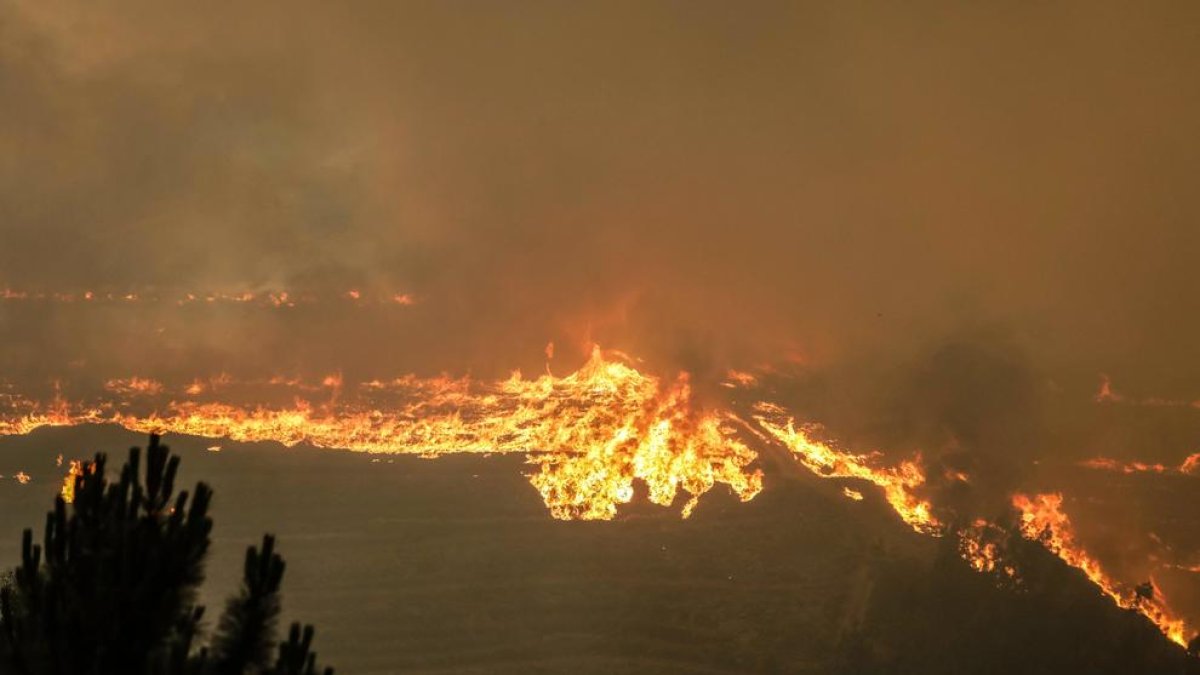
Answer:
[1012, 492, 1191, 647]
[105, 377, 165, 396]
[1080, 454, 1200, 476]
[721, 370, 758, 389]
[1, 349, 1196, 649]
[0, 347, 762, 521]
[752, 404, 938, 533]
[1095, 374, 1122, 403]
[958, 520, 1015, 577]
[0, 287, 415, 308]
[1182, 453, 1200, 475]
[1094, 375, 1200, 410]
[60, 459, 83, 503]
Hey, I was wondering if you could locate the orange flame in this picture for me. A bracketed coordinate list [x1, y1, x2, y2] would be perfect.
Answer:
[1081, 454, 1199, 476]
[957, 519, 1018, 579]
[721, 370, 758, 389]
[0, 347, 762, 521]
[60, 460, 83, 503]
[104, 377, 164, 396]
[1012, 492, 1191, 647]
[1094, 375, 1200, 409]
[2, 350, 1197, 647]
[752, 404, 938, 533]
[1181, 453, 1200, 475]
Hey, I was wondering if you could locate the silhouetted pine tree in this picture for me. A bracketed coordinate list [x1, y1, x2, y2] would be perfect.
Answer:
[212, 536, 285, 673]
[0, 435, 333, 675]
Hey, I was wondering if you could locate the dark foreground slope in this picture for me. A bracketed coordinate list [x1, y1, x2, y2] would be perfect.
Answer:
[839, 535, 1197, 674]
[0, 426, 1194, 674]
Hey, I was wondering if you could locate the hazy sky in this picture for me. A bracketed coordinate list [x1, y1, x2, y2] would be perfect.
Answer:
[2, 1, 1199, 386]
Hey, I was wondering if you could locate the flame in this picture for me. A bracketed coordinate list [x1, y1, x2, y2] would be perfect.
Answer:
[0, 287, 413, 307]
[752, 404, 938, 533]
[60, 460, 83, 503]
[13, 471, 31, 485]
[1012, 492, 1191, 647]
[2, 348, 1197, 647]
[1080, 457, 1168, 474]
[104, 377, 165, 396]
[1094, 375, 1200, 409]
[944, 468, 971, 483]
[1081, 454, 1199, 476]
[0, 347, 762, 521]
[960, 522, 998, 572]
[963, 541, 998, 573]
[721, 370, 758, 389]
[957, 520, 1019, 579]
[1181, 453, 1200, 475]
[1095, 374, 1123, 403]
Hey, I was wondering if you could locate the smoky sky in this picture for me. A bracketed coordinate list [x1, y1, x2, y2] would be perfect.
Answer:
[6, 4, 1200, 623]
[2, 0, 1200, 388]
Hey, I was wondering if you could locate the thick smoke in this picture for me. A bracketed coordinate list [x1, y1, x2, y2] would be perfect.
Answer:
[2, 1, 1199, 412]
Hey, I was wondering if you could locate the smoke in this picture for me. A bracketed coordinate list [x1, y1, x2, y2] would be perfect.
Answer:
[3, 1, 1200, 400]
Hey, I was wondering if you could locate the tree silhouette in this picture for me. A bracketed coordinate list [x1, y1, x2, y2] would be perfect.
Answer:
[0, 435, 332, 675]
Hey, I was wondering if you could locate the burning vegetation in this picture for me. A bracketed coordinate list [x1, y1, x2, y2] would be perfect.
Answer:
[1, 346, 1197, 652]
[3, 347, 764, 522]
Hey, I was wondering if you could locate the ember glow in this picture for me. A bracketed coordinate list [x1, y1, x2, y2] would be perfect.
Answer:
[957, 520, 1015, 578]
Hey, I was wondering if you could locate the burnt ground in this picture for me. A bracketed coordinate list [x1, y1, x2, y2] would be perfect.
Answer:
[0, 426, 1195, 674]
